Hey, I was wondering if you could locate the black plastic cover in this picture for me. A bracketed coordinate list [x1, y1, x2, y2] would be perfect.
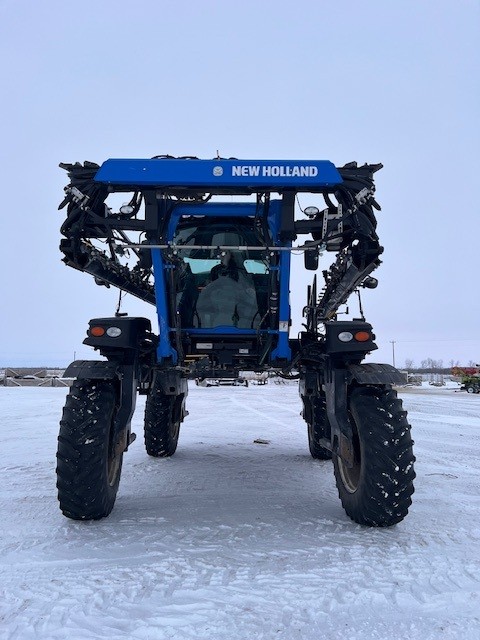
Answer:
[62, 360, 119, 380]
[348, 363, 407, 385]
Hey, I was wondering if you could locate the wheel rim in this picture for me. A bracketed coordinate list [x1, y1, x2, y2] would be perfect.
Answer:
[338, 423, 361, 493]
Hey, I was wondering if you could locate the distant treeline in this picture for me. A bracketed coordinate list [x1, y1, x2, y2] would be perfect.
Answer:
[403, 358, 478, 374]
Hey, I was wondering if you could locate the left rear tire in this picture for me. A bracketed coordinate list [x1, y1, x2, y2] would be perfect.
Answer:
[144, 378, 185, 457]
[307, 395, 333, 460]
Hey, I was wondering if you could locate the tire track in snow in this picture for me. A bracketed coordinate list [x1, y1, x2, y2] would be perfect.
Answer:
[227, 394, 294, 428]
[3, 539, 480, 640]
[2, 387, 480, 639]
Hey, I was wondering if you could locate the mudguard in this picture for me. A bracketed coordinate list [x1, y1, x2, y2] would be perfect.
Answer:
[62, 360, 119, 380]
[151, 369, 189, 396]
[348, 363, 407, 386]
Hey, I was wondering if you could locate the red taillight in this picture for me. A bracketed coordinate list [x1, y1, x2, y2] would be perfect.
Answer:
[90, 326, 105, 337]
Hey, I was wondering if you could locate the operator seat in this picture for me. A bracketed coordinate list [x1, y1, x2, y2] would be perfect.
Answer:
[195, 257, 259, 329]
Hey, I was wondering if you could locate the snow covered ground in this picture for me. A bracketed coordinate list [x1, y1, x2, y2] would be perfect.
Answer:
[1, 384, 479, 639]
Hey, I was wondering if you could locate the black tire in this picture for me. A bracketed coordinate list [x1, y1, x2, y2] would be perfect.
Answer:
[307, 395, 333, 460]
[333, 385, 415, 527]
[144, 387, 182, 457]
[56, 380, 122, 520]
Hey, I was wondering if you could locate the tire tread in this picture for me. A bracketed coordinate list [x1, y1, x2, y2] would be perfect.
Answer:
[333, 385, 415, 527]
[56, 380, 121, 520]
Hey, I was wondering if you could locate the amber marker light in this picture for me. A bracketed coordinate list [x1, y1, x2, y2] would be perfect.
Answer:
[90, 326, 105, 337]
[354, 331, 371, 342]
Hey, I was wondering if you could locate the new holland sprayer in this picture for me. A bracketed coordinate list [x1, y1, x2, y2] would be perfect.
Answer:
[55, 156, 415, 526]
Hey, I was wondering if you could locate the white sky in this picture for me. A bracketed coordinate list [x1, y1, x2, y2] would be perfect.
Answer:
[0, 0, 478, 368]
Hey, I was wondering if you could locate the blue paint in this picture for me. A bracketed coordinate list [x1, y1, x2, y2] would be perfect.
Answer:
[95, 158, 342, 191]
[271, 243, 292, 361]
[150, 249, 177, 363]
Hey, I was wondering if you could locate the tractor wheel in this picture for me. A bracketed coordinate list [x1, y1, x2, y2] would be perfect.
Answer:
[144, 386, 183, 457]
[466, 386, 475, 394]
[307, 395, 333, 460]
[56, 380, 122, 520]
[333, 385, 415, 527]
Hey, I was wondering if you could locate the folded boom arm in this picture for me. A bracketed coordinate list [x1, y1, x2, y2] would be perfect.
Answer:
[58, 158, 383, 323]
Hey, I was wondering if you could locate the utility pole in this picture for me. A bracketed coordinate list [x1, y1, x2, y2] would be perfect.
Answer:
[390, 340, 396, 368]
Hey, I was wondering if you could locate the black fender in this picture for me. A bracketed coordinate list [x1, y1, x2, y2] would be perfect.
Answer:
[62, 359, 139, 454]
[62, 360, 119, 380]
[152, 369, 188, 396]
[347, 363, 407, 386]
[150, 369, 189, 424]
[324, 362, 406, 468]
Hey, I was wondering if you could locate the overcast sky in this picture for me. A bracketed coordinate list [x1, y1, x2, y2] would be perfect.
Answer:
[1, 0, 478, 369]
